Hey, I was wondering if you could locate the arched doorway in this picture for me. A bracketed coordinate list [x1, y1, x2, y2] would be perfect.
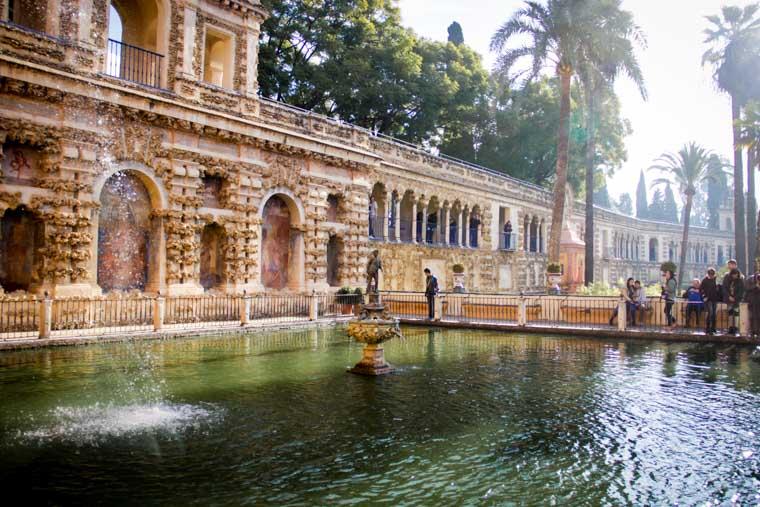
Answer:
[0, 206, 43, 292]
[200, 223, 225, 290]
[97, 171, 154, 292]
[261, 194, 304, 290]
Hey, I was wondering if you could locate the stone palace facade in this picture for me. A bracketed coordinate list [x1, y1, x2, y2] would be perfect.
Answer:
[0, 0, 735, 297]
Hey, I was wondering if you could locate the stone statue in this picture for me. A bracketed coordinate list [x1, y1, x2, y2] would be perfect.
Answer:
[365, 249, 382, 295]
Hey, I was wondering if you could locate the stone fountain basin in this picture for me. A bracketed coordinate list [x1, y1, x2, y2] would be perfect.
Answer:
[346, 319, 400, 345]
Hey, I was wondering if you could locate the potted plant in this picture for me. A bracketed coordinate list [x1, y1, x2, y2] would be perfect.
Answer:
[352, 287, 364, 315]
[337, 287, 354, 315]
[546, 262, 563, 286]
[452, 264, 466, 293]
[660, 261, 677, 274]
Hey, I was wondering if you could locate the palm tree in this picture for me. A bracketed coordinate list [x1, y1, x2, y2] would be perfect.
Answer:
[649, 143, 724, 289]
[578, 1, 646, 285]
[703, 3, 760, 274]
[491, 0, 611, 265]
[738, 100, 760, 270]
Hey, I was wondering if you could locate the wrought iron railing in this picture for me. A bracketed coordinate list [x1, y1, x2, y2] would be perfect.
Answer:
[105, 39, 163, 88]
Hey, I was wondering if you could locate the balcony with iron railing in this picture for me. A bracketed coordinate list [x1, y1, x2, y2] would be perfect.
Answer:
[105, 38, 164, 89]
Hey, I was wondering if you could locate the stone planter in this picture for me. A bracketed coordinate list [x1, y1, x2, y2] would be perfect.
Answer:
[546, 272, 562, 285]
[452, 273, 466, 293]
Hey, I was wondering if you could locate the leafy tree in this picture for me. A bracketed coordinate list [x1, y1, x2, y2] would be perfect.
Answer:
[616, 193, 634, 216]
[475, 78, 630, 191]
[594, 185, 612, 209]
[649, 143, 723, 288]
[447, 21, 464, 45]
[258, 0, 489, 145]
[636, 170, 649, 218]
[703, 3, 760, 273]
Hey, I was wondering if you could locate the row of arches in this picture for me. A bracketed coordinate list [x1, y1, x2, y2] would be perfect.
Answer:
[369, 183, 483, 248]
[522, 215, 546, 254]
[0, 167, 314, 294]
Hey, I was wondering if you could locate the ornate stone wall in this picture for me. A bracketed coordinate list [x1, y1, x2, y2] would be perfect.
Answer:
[0, 0, 735, 297]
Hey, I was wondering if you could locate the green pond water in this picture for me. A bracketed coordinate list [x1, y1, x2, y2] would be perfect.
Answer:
[1, 326, 759, 505]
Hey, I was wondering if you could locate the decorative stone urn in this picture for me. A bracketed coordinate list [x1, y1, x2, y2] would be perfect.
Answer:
[347, 294, 402, 376]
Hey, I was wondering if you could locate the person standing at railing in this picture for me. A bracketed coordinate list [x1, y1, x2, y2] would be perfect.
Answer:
[683, 279, 704, 329]
[661, 270, 677, 328]
[744, 275, 760, 337]
[724, 268, 745, 335]
[700, 268, 720, 335]
[632, 280, 647, 326]
[504, 221, 512, 249]
[424, 268, 439, 320]
[609, 278, 635, 326]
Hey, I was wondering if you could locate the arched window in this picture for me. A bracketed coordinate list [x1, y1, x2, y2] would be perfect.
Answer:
[0, 207, 43, 292]
[649, 238, 658, 262]
[529, 218, 538, 252]
[106, 0, 168, 88]
[326, 194, 339, 222]
[98, 171, 153, 292]
[261, 193, 304, 291]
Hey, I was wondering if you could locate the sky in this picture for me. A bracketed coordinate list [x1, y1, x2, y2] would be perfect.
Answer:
[398, 0, 757, 204]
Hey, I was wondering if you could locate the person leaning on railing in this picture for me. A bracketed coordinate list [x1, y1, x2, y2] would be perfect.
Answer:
[700, 268, 720, 335]
[724, 268, 744, 336]
[609, 278, 635, 326]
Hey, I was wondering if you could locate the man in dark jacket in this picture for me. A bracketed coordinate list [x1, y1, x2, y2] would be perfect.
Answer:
[722, 259, 743, 334]
[700, 268, 719, 335]
[424, 268, 438, 320]
[725, 268, 745, 335]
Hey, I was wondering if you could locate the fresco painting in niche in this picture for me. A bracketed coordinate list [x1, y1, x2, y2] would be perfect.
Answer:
[261, 196, 291, 289]
[2, 144, 38, 185]
[0, 208, 42, 292]
[98, 171, 151, 292]
[200, 223, 224, 290]
[326, 235, 340, 287]
[201, 176, 223, 208]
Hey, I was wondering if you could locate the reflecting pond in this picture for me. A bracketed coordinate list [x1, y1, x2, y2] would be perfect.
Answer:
[1, 327, 759, 505]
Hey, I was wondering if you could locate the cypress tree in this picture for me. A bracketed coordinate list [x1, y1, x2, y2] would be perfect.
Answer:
[447, 22, 464, 45]
[636, 170, 649, 218]
[663, 184, 679, 224]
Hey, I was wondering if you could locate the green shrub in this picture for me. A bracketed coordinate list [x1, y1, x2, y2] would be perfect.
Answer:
[337, 287, 352, 295]
[660, 261, 677, 274]
[353, 287, 364, 296]
[452, 264, 465, 274]
[576, 282, 619, 297]
[547, 262, 562, 274]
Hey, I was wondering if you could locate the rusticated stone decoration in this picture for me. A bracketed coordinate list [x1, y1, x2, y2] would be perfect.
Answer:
[0, 0, 737, 299]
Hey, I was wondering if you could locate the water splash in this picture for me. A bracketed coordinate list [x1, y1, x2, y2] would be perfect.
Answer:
[17, 402, 220, 445]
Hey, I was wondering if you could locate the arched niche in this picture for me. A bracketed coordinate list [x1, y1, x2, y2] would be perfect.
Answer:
[326, 234, 344, 287]
[259, 191, 305, 291]
[0, 206, 44, 293]
[94, 168, 166, 293]
[200, 223, 226, 290]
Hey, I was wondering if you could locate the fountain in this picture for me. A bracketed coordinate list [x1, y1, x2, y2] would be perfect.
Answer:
[347, 250, 402, 375]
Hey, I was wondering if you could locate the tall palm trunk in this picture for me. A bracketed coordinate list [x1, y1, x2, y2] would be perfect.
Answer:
[732, 97, 747, 273]
[678, 192, 694, 291]
[747, 147, 757, 273]
[549, 65, 572, 265]
[584, 86, 596, 285]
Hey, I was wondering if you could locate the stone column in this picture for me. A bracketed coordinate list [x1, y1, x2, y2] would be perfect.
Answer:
[420, 205, 428, 244]
[436, 208, 443, 244]
[477, 219, 483, 249]
[382, 192, 390, 241]
[244, 24, 262, 96]
[457, 210, 463, 247]
[179, 6, 198, 80]
[443, 206, 451, 246]
[394, 199, 401, 242]
[463, 210, 470, 248]
[411, 201, 417, 243]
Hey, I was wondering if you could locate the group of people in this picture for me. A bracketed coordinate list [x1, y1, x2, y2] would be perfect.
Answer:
[613, 259, 760, 336]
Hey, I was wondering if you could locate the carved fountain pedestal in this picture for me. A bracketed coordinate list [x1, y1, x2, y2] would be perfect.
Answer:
[347, 294, 401, 376]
